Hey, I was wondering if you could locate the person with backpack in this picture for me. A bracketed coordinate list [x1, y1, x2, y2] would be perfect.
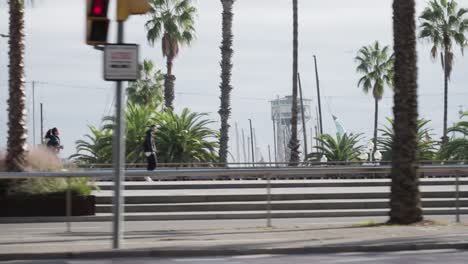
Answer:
[45, 127, 63, 154]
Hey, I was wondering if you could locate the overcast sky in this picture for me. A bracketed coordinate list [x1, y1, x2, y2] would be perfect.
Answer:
[1, 0, 468, 161]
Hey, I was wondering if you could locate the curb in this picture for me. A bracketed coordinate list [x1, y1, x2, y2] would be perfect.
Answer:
[1, 242, 468, 261]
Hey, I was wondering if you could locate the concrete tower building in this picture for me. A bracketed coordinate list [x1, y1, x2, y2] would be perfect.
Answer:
[271, 96, 312, 163]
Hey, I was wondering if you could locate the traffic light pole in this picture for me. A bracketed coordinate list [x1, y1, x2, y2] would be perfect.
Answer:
[112, 21, 126, 249]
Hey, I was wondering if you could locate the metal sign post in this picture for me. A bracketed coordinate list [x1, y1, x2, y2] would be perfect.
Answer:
[105, 22, 138, 249]
[85, 0, 146, 249]
[112, 21, 126, 250]
[104, 44, 138, 81]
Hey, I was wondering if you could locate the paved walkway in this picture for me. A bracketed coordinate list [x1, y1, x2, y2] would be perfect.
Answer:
[1, 218, 468, 260]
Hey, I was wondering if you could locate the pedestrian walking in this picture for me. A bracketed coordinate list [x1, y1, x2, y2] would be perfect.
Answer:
[45, 127, 63, 154]
[143, 125, 157, 172]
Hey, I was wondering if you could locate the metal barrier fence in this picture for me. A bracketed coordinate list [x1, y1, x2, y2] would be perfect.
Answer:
[73, 160, 467, 170]
[1, 165, 468, 248]
[2, 165, 468, 179]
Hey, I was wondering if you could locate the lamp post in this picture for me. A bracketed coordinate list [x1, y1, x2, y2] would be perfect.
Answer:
[359, 140, 382, 165]
[367, 141, 374, 162]
[320, 154, 328, 166]
[248, 119, 255, 166]
[313, 55, 323, 136]
[374, 149, 382, 164]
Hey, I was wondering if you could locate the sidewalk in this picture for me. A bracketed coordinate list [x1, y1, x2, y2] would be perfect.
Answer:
[1, 218, 468, 260]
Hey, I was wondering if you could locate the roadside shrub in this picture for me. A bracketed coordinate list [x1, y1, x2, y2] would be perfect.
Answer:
[12, 177, 95, 196]
[1, 147, 95, 196]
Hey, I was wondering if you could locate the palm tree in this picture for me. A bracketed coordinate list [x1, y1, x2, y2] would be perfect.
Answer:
[439, 139, 468, 160]
[439, 112, 468, 160]
[69, 125, 113, 164]
[6, 0, 28, 172]
[73, 106, 218, 165]
[378, 118, 437, 161]
[102, 103, 158, 163]
[156, 108, 219, 164]
[218, 0, 235, 165]
[312, 133, 364, 162]
[289, 0, 300, 165]
[419, 0, 468, 144]
[122, 103, 159, 163]
[127, 59, 164, 107]
[389, 0, 423, 224]
[355, 41, 394, 161]
[146, 0, 196, 109]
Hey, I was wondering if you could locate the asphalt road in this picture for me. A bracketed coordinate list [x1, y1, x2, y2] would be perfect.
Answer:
[2, 249, 468, 264]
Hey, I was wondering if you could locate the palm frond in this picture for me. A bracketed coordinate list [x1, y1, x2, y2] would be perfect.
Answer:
[312, 133, 364, 162]
[355, 41, 394, 100]
[378, 118, 438, 161]
[147, 0, 196, 57]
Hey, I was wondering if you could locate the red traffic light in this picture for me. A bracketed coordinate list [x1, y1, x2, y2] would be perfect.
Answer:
[86, 0, 109, 45]
[90, 0, 108, 17]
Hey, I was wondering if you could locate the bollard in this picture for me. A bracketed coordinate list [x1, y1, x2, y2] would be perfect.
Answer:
[266, 174, 272, 228]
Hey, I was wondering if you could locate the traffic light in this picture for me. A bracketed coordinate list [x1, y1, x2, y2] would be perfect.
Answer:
[117, 0, 151, 22]
[86, 0, 110, 45]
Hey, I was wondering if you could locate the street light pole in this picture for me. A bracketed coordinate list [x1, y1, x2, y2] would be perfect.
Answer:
[313, 55, 323, 136]
[268, 144, 272, 166]
[298, 73, 308, 160]
[272, 115, 277, 163]
[32, 81, 36, 146]
[40, 103, 44, 144]
[235, 122, 240, 163]
[242, 128, 247, 164]
[249, 119, 255, 166]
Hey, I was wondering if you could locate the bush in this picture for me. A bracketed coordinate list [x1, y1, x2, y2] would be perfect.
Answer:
[1, 147, 95, 196]
[0, 146, 62, 172]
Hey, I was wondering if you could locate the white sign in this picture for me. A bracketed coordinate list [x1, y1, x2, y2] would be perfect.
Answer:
[104, 44, 138, 81]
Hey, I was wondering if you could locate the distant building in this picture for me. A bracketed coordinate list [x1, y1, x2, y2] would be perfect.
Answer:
[270, 96, 312, 163]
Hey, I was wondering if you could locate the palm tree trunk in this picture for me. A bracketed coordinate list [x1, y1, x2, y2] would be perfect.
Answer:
[218, 0, 235, 165]
[442, 48, 449, 145]
[164, 56, 175, 109]
[6, 0, 28, 172]
[372, 98, 379, 161]
[389, 0, 422, 224]
[289, 0, 300, 165]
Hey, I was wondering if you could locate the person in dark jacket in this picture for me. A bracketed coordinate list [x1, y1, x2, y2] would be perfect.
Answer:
[44, 129, 52, 145]
[45, 127, 63, 153]
[143, 125, 157, 171]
